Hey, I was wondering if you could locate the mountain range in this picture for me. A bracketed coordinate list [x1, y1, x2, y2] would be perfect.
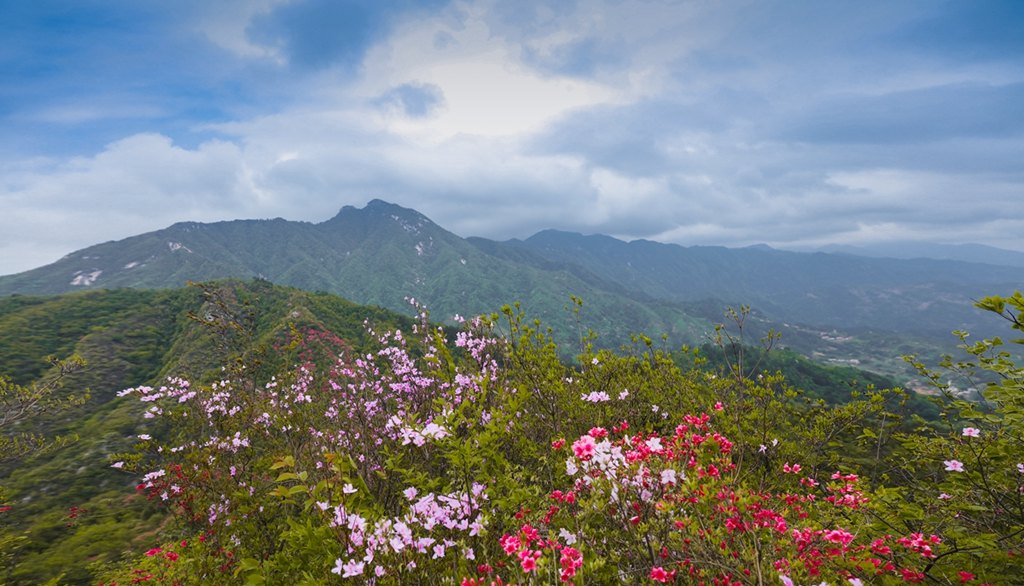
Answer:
[2, 199, 1020, 376]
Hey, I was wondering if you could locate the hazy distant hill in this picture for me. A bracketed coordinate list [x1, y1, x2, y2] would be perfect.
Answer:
[808, 242, 1024, 268]
[0, 200, 708, 347]
[498, 229, 1022, 338]
[1, 200, 1019, 359]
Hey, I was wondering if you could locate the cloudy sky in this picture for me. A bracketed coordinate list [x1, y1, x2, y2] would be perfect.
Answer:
[2, 0, 1023, 275]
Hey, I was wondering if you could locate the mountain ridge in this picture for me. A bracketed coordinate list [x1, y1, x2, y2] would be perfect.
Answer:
[2, 200, 1020, 370]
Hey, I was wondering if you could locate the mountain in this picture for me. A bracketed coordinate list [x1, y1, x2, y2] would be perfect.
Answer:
[1, 200, 1019, 375]
[501, 229, 1022, 338]
[0, 200, 709, 349]
[807, 242, 1024, 268]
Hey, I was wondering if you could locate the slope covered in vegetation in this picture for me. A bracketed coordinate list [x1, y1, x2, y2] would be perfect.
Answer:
[4, 283, 1021, 584]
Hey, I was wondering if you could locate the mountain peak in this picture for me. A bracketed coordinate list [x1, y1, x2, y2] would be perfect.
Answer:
[329, 199, 428, 223]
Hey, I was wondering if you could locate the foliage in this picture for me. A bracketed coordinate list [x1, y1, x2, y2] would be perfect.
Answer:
[0, 281, 415, 585]
[93, 293, 1024, 584]
[0, 355, 88, 466]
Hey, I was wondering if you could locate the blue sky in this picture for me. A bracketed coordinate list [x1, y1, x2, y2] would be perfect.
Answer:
[2, 0, 1023, 274]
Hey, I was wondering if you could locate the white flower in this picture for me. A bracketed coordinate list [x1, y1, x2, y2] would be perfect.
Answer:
[559, 528, 577, 545]
[660, 469, 677, 485]
[566, 458, 579, 476]
[343, 483, 357, 494]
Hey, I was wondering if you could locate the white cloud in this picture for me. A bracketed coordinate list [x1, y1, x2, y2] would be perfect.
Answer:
[359, 4, 621, 140]
[0, 134, 255, 273]
[3, 0, 1024, 276]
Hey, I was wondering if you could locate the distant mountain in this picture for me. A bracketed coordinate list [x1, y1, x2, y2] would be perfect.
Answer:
[807, 242, 1024, 268]
[500, 229, 1022, 338]
[2, 200, 1019, 362]
[0, 200, 708, 348]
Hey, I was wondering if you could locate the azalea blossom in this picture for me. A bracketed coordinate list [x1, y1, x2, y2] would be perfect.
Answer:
[650, 567, 672, 582]
[660, 469, 677, 485]
[572, 435, 597, 460]
[944, 459, 965, 472]
[341, 559, 365, 577]
[559, 527, 577, 545]
[961, 427, 980, 437]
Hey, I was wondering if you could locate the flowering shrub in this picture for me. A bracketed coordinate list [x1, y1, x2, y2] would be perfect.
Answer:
[97, 295, 1024, 584]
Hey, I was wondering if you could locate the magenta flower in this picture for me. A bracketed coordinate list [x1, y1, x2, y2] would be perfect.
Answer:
[572, 435, 597, 460]
[650, 567, 672, 582]
[944, 459, 964, 472]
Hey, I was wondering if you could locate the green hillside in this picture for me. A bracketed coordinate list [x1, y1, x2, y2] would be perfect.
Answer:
[0, 282, 947, 584]
[0, 282, 413, 584]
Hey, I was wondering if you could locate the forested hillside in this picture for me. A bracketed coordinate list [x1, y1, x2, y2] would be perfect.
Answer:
[0, 282, 413, 584]
[3, 283, 1020, 583]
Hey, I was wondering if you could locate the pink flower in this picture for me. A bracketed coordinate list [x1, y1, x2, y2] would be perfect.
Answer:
[341, 559, 365, 577]
[650, 566, 672, 582]
[713, 401, 723, 411]
[961, 427, 980, 437]
[944, 459, 964, 472]
[572, 435, 597, 460]
[520, 555, 537, 572]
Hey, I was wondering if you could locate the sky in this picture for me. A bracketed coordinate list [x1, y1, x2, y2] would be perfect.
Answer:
[2, 0, 1023, 275]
